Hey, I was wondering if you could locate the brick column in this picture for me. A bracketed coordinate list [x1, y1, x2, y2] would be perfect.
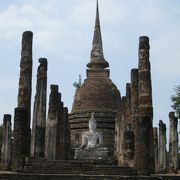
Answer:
[17, 31, 33, 157]
[1, 114, 12, 171]
[45, 85, 59, 160]
[169, 112, 178, 172]
[31, 58, 47, 158]
[12, 108, 28, 171]
[158, 120, 167, 172]
[134, 36, 154, 174]
[153, 127, 159, 172]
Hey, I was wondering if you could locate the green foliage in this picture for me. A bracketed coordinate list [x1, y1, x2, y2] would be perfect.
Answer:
[171, 85, 180, 119]
[73, 74, 82, 89]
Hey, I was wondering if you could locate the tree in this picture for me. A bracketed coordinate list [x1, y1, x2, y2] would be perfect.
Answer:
[171, 85, 180, 119]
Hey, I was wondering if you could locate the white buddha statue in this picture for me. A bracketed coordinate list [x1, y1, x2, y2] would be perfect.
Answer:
[80, 112, 103, 149]
[74, 112, 108, 159]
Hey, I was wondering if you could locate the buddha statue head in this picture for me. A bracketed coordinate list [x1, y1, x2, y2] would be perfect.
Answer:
[89, 112, 97, 132]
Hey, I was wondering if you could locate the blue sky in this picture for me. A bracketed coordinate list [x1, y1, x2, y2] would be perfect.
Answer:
[0, 0, 180, 134]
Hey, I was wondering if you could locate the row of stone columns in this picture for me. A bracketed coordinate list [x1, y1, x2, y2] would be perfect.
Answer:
[12, 31, 33, 171]
[115, 36, 154, 175]
[44, 85, 70, 160]
[1, 31, 70, 171]
[156, 112, 178, 173]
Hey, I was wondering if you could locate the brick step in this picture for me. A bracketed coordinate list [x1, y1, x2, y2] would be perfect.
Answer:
[23, 169, 137, 175]
[24, 165, 135, 172]
[26, 163, 125, 168]
[23, 166, 137, 175]
[28, 159, 117, 167]
[23, 172, 137, 176]
[23, 159, 137, 175]
[24, 165, 134, 171]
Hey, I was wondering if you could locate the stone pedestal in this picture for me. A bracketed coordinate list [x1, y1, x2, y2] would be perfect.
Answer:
[75, 147, 108, 160]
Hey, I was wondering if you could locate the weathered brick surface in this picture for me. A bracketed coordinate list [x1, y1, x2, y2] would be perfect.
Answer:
[72, 76, 121, 112]
[134, 116, 152, 174]
[134, 36, 154, 174]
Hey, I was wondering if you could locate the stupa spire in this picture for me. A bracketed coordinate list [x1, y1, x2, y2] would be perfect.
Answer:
[87, 0, 109, 69]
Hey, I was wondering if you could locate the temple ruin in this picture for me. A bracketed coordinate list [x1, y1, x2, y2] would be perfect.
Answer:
[0, 1, 179, 179]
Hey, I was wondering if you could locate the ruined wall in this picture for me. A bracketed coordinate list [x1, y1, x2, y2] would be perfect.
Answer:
[45, 85, 70, 160]
[125, 83, 132, 130]
[115, 97, 127, 166]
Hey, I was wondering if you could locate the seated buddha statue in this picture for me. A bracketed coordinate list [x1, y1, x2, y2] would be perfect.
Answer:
[74, 112, 108, 159]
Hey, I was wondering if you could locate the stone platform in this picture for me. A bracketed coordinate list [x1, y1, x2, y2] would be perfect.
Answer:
[0, 160, 178, 179]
